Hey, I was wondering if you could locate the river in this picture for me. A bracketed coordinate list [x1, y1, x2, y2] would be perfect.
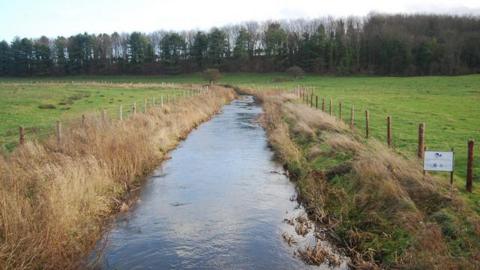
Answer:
[90, 96, 347, 269]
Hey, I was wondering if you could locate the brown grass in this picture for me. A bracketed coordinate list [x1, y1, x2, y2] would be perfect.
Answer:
[0, 86, 235, 269]
[247, 88, 480, 269]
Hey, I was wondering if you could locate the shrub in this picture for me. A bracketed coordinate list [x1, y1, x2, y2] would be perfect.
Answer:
[38, 104, 56, 109]
[286, 66, 305, 79]
[203, 68, 222, 84]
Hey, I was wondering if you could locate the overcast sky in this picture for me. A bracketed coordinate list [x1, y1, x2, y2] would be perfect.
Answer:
[0, 0, 479, 41]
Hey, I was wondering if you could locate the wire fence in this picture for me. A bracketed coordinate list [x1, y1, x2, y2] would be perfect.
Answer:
[0, 85, 210, 152]
[287, 86, 479, 192]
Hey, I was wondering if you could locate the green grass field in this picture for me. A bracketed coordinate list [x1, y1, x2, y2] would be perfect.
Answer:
[1, 73, 479, 200]
[0, 82, 186, 151]
[230, 74, 480, 207]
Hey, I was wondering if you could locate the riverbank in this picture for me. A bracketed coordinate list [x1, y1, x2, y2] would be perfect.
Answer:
[90, 95, 340, 269]
[244, 88, 480, 269]
[0, 86, 235, 269]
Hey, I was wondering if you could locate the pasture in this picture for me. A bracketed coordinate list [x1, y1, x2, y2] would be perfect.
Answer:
[1, 73, 479, 203]
[0, 82, 185, 150]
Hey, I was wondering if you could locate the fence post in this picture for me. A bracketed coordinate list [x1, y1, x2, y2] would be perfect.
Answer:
[133, 102, 137, 114]
[161, 96, 164, 107]
[387, 116, 392, 147]
[322, 98, 325, 112]
[310, 93, 314, 107]
[350, 105, 355, 129]
[315, 96, 318, 109]
[339, 102, 342, 121]
[450, 147, 455, 186]
[144, 98, 147, 113]
[466, 140, 474, 193]
[56, 121, 62, 146]
[365, 110, 369, 139]
[19, 126, 25, 145]
[119, 105, 123, 121]
[329, 98, 333, 116]
[418, 123, 425, 159]
[102, 109, 107, 123]
[82, 114, 86, 126]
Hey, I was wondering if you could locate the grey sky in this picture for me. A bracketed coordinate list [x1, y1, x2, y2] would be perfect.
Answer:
[0, 0, 479, 40]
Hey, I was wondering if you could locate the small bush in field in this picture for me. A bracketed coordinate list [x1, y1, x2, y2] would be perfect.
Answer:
[38, 104, 56, 109]
[286, 66, 305, 79]
[203, 68, 222, 84]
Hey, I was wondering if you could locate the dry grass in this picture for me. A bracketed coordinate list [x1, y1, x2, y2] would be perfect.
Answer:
[251, 89, 480, 269]
[0, 86, 235, 269]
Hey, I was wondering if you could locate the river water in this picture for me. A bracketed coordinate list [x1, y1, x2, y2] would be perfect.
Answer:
[90, 96, 347, 269]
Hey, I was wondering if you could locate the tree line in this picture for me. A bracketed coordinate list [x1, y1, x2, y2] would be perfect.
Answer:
[0, 14, 479, 76]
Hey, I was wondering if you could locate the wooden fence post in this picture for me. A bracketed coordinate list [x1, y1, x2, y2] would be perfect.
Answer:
[365, 110, 369, 139]
[119, 105, 123, 121]
[339, 102, 342, 121]
[350, 105, 355, 129]
[418, 123, 425, 159]
[322, 98, 325, 112]
[56, 121, 62, 146]
[466, 140, 474, 193]
[161, 96, 164, 107]
[102, 109, 107, 122]
[82, 114, 86, 126]
[387, 116, 392, 147]
[310, 93, 314, 107]
[329, 98, 333, 116]
[315, 96, 318, 109]
[133, 102, 137, 114]
[19, 126, 25, 145]
[144, 98, 147, 113]
[450, 147, 455, 186]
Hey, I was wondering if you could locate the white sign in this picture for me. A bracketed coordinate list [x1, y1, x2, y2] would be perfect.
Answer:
[424, 151, 454, 172]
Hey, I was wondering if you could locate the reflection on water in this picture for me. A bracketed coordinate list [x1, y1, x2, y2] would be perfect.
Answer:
[90, 96, 347, 269]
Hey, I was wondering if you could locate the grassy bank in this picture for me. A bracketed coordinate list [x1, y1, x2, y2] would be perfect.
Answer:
[0, 82, 189, 151]
[248, 89, 480, 268]
[236, 74, 480, 183]
[3, 74, 477, 181]
[0, 86, 235, 269]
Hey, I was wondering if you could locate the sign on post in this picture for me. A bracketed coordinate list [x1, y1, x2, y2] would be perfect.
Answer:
[424, 151, 454, 172]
